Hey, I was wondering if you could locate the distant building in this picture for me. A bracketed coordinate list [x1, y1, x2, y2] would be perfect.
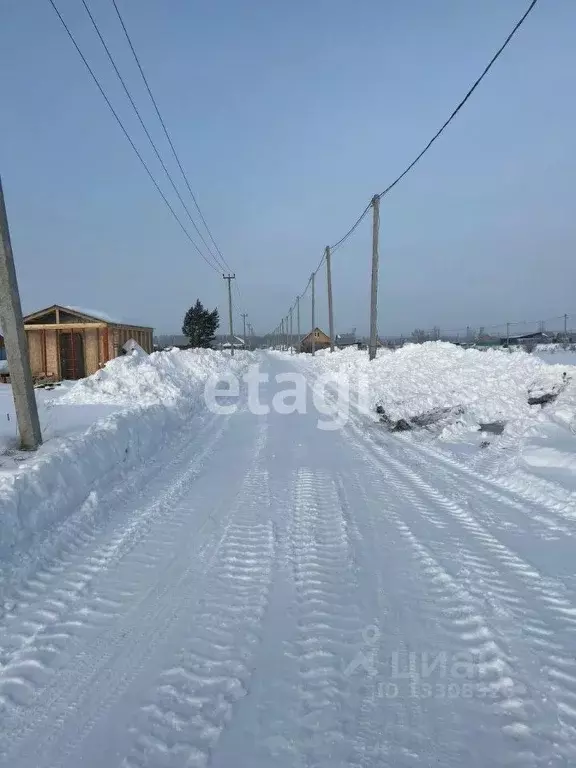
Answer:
[220, 336, 245, 349]
[335, 330, 357, 348]
[155, 334, 189, 350]
[299, 327, 331, 353]
[499, 331, 551, 347]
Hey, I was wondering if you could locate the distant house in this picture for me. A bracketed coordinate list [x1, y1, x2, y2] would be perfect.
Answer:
[23, 305, 153, 381]
[499, 331, 551, 347]
[221, 335, 245, 349]
[299, 327, 331, 353]
[335, 331, 357, 348]
[155, 335, 190, 350]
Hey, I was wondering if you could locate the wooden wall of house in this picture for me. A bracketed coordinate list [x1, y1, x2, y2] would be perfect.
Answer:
[109, 326, 154, 356]
[45, 331, 59, 376]
[25, 324, 153, 381]
[26, 331, 43, 376]
[84, 329, 100, 375]
[26, 330, 59, 378]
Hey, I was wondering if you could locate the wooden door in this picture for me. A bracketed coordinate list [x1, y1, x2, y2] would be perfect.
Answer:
[59, 332, 85, 379]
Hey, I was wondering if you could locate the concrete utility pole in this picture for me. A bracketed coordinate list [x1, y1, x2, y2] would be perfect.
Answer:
[368, 194, 380, 361]
[564, 314, 568, 340]
[241, 312, 248, 349]
[296, 295, 301, 348]
[506, 322, 510, 348]
[281, 318, 285, 351]
[289, 306, 293, 355]
[311, 272, 316, 356]
[223, 273, 236, 356]
[325, 245, 334, 353]
[0, 176, 42, 449]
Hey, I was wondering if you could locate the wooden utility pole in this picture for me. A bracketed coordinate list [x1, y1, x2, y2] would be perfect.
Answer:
[281, 318, 284, 350]
[289, 306, 293, 354]
[241, 312, 248, 349]
[506, 322, 510, 348]
[326, 245, 334, 352]
[0, 176, 42, 449]
[223, 273, 236, 356]
[311, 272, 316, 356]
[368, 194, 380, 361]
[564, 314, 568, 340]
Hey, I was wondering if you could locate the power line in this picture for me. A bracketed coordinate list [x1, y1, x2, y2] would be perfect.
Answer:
[269, 0, 539, 336]
[110, 0, 233, 274]
[46, 0, 220, 274]
[378, 0, 539, 200]
[327, 0, 539, 257]
[79, 0, 224, 273]
[330, 201, 372, 252]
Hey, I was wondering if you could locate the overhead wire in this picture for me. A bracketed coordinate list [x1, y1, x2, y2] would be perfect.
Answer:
[46, 0, 221, 274]
[377, 0, 539, 200]
[109, 0, 234, 274]
[79, 0, 225, 273]
[270, 0, 540, 334]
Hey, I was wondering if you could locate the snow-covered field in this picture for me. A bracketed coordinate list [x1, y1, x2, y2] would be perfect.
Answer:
[0, 348, 254, 592]
[535, 345, 576, 367]
[1, 346, 576, 767]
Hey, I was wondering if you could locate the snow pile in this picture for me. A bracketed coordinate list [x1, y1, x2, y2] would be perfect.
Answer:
[291, 343, 576, 486]
[59, 347, 249, 408]
[0, 349, 254, 591]
[296, 342, 568, 424]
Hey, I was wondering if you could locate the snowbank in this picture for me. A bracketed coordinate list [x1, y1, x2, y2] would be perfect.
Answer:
[0, 349, 254, 591]
[292, 342, 569, 424]
[289, 343, 576, 489]
[58, 347, 246, 408]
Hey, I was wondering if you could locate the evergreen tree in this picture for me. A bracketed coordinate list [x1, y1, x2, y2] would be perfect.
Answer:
[182, 300, 219, 348]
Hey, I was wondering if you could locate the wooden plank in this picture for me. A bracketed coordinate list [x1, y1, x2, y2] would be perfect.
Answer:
[42, 329, 47, 376]
[103, 327, 110, 363]
[24, 323, 107, 331]
[56, 329, 61, 380]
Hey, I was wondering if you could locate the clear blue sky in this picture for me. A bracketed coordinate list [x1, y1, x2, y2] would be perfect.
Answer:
[1, 0, 574, 337]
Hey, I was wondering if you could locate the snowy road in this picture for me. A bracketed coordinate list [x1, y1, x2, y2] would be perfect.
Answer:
[1, 354, 576, 767]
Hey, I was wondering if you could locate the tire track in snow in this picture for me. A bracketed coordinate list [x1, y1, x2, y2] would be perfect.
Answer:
[345, 430, 559, 766]
[0, 415, 261, 768]
[398, 433, 576, 539]
[353, 430, 576, 763]
[289, 468, 366, 764]
[252, 467, 374, 768]
[120, 466, 275, 768]
[378, 446, 576, 746]
[340, 471, 437, 768]
[0, 413, 229, 719]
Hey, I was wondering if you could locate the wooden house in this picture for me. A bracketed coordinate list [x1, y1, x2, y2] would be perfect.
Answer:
[299, 327, 331, 353]
[23, 305, 153, 381]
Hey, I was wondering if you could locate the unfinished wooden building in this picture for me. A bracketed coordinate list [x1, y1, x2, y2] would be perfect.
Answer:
[24, 305, 154, 380]
[299, 327, 331, 353]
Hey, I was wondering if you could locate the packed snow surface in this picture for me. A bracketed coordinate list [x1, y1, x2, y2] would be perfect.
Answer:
[0, 349, 254, 589]
[1, 350, 576, 767]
